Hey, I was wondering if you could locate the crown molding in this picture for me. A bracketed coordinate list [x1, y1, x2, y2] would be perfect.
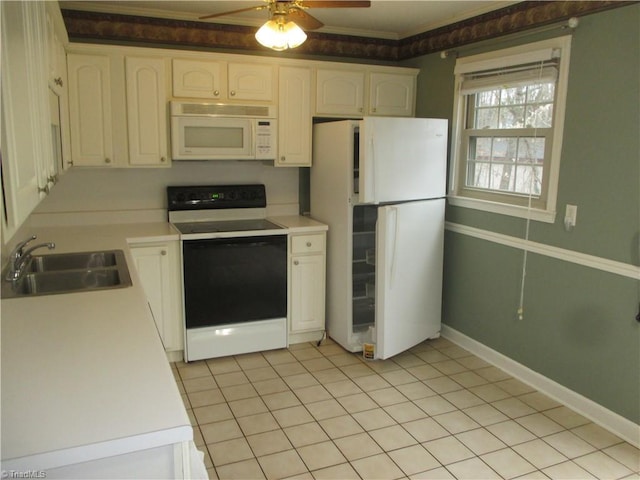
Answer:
[61, 1, 632, 62]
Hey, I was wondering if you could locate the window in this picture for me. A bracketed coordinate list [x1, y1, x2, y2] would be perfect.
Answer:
[449, 36, 572, 223]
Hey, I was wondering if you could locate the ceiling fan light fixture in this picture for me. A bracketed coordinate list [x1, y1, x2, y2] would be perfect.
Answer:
[255, 15, 307, 51]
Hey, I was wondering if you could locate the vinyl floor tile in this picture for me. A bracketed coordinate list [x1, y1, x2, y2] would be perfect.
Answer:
[175, 338, 638, 480]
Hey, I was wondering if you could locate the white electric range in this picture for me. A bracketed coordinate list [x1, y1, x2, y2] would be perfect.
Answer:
[168, 184, 288, 362]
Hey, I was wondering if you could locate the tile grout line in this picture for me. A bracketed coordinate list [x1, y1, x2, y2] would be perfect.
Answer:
[174, 339, 638, 480]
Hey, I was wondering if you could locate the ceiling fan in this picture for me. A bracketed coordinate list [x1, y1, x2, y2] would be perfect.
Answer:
[199, 0, 372, 51]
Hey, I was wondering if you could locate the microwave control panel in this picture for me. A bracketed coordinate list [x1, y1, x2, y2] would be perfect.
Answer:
[255, 120, 277, 160]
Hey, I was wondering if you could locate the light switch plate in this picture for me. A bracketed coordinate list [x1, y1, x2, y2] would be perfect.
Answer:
[564, 204, 577, 231]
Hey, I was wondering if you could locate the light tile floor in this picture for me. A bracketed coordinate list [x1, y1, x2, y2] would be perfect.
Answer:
[172, 337, 640, 480]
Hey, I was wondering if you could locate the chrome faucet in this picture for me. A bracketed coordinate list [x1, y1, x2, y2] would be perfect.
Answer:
[5, 235, 55, 283]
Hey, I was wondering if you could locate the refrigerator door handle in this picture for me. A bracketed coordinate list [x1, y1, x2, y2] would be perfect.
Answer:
[388, 206, 399, 289]
[370, 136, 376, 202]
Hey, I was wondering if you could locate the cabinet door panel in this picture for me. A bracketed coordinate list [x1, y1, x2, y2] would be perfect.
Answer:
[68, 54, 113, 166]
[1, 1, 48, 233]
[130, 243, 184, 352]
[369, 73, 415, 117]
[228, 63, 274, 101]
[172, 59, 223, 99]
[316, 69, 365, 116]
[277, 66, 311, 166]
[126, 57, 168, 166]
[290, 254, 325, 332]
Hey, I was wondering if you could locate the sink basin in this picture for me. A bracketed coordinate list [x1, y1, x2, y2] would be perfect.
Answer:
[1, 249, 132, 298]
[29, 251, 117, 272]
[15, 269, 124, 295]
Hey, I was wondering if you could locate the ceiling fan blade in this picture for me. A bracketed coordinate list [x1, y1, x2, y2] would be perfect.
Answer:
[199, 5, 265, 21]
[287, 9, 324, 30]
[299, 1, 371, 8]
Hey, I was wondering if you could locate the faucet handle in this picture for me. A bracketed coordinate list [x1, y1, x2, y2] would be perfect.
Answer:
[10, 235, 37, 260]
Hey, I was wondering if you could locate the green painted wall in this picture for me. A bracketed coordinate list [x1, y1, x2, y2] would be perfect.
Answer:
[404, 5, 640, 424]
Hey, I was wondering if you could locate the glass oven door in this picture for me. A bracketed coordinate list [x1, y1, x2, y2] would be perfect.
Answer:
[182, 235, 287, 329]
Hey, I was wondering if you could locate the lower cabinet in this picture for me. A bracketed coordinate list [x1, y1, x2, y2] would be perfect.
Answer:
[289, 232, 326, 343]
[129, 240, 183, 356]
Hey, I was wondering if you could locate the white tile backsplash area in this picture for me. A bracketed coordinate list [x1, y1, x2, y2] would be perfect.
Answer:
[33, 161, 299, 216]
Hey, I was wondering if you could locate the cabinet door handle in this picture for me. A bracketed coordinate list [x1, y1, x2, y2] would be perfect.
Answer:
[104, 157, 111, 164]
[213, 90, 220, 96]
[54, 77, 63, 86]
[294, 260, 299, 266]
[160, 157, 166, 163]
[161, 250, 167, 256]
[306, 242, 312, 247]
[230, 90, 236, 96]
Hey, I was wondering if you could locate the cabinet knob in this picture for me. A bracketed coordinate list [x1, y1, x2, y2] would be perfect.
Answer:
[213, 90, 220, 96]
[280, 156, 286, 161]
[104, 158, 111, 164]
[54, 77, 63, 87]
[306, 242, 312, 247]
[358, 107, 363, 112]
[38, 185, 50, 195]
[230, 90, 236, 96]
[47, 174, 59, 184]
[294, 260, 299, 266]
[160, 157, 166, 163]
[161, 250, 167, 256]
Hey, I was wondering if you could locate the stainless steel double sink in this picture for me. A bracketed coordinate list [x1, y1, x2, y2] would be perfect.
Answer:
[1, 250, 133, 298]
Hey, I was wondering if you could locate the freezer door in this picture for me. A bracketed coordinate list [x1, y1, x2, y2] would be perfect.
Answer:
[359, 117, 447, 204]
[375, 199, 444, 359]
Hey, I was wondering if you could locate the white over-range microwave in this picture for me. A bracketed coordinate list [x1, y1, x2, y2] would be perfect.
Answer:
[170, 102, 277, 160]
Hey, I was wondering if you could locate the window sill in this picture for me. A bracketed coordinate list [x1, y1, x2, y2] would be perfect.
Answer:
[447, 195, 557, 223]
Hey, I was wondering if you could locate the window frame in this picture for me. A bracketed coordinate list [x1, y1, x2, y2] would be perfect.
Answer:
[448, 36, 573, 223]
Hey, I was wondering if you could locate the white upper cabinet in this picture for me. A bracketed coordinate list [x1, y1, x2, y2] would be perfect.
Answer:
[277, 66, 312, 167]
[316, 69, 365, 116]
[315, 68, 417, 118]
[227, 63, 274, 101]
[126, 57, 169, 166]
[67, 47, 171, 168]
[68, 54, 114, 167]
[172, 58, 223, 99]
[369, 72, 416, 117]
[1, 1, 66, 236]
[172, 59, 275, 102]
[1, 2, 43, 233]
[62, 44, 418, 172]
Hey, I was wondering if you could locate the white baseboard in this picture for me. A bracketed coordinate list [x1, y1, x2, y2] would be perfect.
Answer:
[441, 325, 640, 448]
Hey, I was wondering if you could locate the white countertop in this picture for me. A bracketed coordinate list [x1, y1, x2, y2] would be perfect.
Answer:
[1, 217, 327, 471]
[270, 215, 329, 233]
[1, 223, 184, 471]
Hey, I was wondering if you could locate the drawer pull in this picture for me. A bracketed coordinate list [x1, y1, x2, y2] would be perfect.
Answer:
[306, 242, 312, 247]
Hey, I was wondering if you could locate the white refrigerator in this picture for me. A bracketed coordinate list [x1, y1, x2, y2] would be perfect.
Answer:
[311, 117, 447, 360]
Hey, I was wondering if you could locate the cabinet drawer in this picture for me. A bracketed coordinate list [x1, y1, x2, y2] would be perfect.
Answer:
[291, 233, 325, 254]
